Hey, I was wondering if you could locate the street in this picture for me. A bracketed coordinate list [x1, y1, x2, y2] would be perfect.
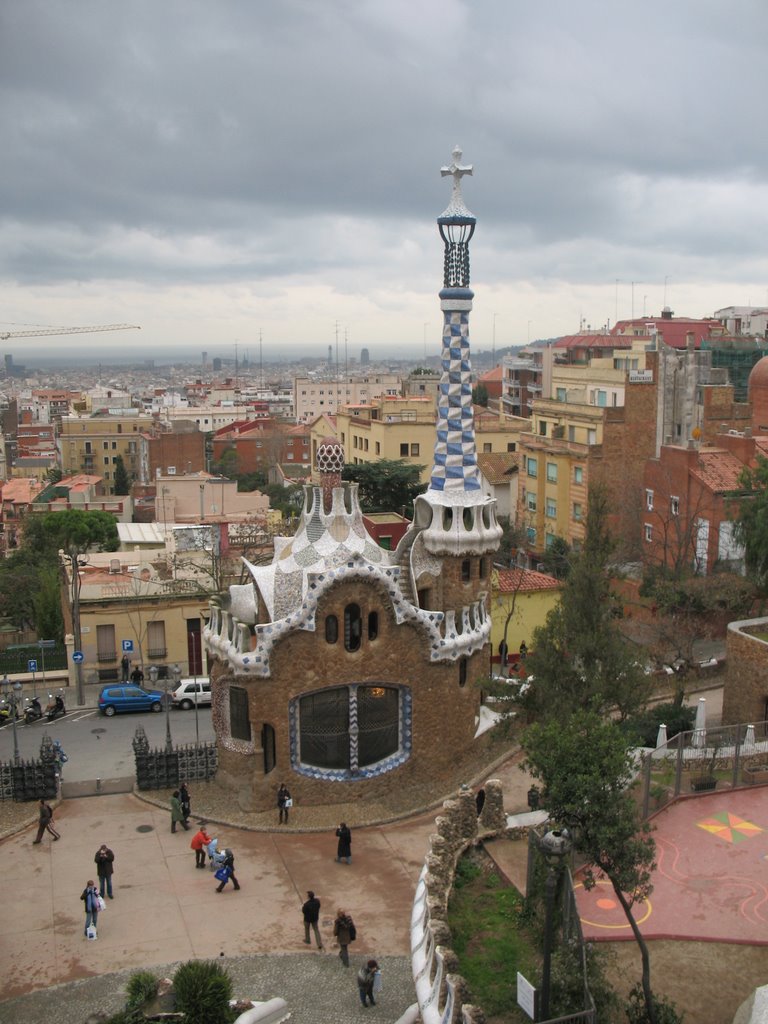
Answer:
[0, 705, 215, 783]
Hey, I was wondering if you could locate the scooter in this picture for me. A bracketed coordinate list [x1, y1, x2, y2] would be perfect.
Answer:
[24, 697, 43, 724]
[0, 699, 18, 724]
[45, 694, 66, 721]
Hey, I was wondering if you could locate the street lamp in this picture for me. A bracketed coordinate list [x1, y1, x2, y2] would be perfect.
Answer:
[167, 663, 182, 753]
[539, 827, 572, 1021]
[1, 675, 23, 764]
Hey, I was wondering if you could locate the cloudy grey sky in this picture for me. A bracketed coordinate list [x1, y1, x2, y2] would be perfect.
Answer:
[2, 0, 767, 360]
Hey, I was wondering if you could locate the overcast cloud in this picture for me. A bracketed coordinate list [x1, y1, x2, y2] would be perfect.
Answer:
[1, 0, 767, 359]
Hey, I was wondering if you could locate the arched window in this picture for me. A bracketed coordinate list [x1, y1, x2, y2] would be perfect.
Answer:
[298, 684, 405, 773]
[261, 723, 275, 774]
[367, 610, 379, 641]
[325, 614, 338, 644]
[230, 686, 251, 741]
[344, 604, 362, 652]
[459, 658, 468, 687]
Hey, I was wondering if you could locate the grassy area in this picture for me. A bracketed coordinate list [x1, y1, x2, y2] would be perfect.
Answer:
[447, 849, 539, 1022]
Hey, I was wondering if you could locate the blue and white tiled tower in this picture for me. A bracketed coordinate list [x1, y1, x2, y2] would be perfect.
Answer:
[414, 147, 502, 556]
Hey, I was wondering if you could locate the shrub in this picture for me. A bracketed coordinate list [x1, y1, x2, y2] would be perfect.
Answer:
[173, 960, 234, 1024]
[125, 969, 158, 1009]
[621, 702, 695, 748]
[625, 982, 685, 1023]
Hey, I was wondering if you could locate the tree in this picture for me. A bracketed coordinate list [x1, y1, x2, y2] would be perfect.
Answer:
[472, 382, 489, 407]
[523, 711, 660, 1023]
[730, 455, 768, 590]
[540, 535, 571, 580]
[342, 459, 426, 514]
[113, 455, 131, 495]
[45, 510, 119, 704]
[522, 487, 652, 722]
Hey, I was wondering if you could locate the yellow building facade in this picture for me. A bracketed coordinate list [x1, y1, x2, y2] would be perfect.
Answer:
[60, 414, 154, 492]
[490, 567, 562, 668]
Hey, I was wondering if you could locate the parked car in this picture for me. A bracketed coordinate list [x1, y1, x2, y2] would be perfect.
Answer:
[171, 678, 212, 710]
[98, 684, 165, 717]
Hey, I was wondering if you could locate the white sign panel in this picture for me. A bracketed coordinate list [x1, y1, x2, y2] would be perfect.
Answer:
[628, 370, 653, 383]
[517, 971, 537, 1019]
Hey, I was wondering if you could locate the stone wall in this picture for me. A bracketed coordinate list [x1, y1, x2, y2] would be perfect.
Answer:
[410, 779, 517, 1024]
[210, 573, 494, 812]
[723, 617, 768, 724]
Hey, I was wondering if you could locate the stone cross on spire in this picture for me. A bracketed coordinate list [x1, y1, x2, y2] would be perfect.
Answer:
[440, 146, 474, 219]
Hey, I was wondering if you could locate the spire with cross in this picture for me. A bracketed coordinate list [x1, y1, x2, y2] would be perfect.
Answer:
[440, 146, 475, 221]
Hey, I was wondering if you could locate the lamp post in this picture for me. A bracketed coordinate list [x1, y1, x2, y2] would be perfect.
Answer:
[167, 663, 182, 753]
[1, 675, 23, 764]
[539, 828, 571, 1021]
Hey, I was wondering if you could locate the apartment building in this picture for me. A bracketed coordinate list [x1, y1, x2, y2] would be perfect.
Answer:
[293, 373, 401, 423]
[59, 412, 154, 491]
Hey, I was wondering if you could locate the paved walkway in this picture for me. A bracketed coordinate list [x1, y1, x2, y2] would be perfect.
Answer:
[0, 752, 538, 1023]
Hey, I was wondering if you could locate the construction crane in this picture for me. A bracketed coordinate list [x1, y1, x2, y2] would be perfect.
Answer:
[0, 323, 140, 341]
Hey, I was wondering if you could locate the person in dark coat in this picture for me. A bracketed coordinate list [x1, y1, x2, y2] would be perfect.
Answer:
[215, 848, 241, 892]
[335, 822, 352, 864]
[277, 782, 291, 824]
[179, 781, 191, 824]
[121, 654, 130, 681]
[333, 908, 354, 967]
[94, 843, 115, 898]
[302, 890, 322, 948]
[81, 880, 100, 937]
[130, 665, 144, 685]
[33, 798, 60, 844]
[357, 959, 379, 1007]
[170, 790, 189, 832]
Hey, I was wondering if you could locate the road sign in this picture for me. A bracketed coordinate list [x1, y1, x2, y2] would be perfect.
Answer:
[72, 651, 85, 664]
[121, 639, 134, 653]
[28, 659, 38, 672]
[38, 639, 56, 649]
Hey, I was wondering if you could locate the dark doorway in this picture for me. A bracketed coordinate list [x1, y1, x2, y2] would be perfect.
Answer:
[186, 618, 203, 675]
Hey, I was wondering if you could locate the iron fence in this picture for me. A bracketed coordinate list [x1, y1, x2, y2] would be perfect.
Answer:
[640, 718, 768, 816]
[133, 725, 217, 790]
[0, 732, 60, 801]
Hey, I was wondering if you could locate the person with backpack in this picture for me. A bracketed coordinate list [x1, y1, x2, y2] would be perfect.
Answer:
[357, 959, 379, 1007]
[333, 908, 355, 967]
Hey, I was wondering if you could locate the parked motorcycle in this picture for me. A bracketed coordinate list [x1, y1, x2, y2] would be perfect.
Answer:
[0, 699, 19, 724]
[24, 697, 43, 724]
[45, 693, 66, 721]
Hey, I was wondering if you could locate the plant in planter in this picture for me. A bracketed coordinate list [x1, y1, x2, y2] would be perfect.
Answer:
[690, 737, 721, 792]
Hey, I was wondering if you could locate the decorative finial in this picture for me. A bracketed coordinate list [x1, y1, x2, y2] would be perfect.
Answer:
[440, 145, 474, 220]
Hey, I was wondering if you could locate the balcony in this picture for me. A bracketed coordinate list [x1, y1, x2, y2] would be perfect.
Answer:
[148, 647, 168, 659]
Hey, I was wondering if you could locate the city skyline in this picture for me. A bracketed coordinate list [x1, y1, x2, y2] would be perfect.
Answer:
[2, 2, 767, 356]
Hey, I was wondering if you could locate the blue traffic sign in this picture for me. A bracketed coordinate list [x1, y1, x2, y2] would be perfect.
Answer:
[121, 639, 134, 653]
[72, 651, 85, 664]
[27, 659, 38, 672]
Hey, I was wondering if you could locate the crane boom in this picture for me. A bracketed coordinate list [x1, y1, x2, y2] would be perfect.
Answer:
[0, 324, 141, 341]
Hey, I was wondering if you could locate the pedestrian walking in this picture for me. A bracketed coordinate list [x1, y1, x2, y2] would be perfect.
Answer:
[179, 780, 191, 824]
[32, 798, 60, 844]
[357, 959, 380, 1007]
[94, 843, 115, 899]
[130, 665, 144, 685]
[214, 848, 241, 892]
[277, 782, 291, 824]
[121, 654, 130, 681]
[335, 822, 352, 864]
[302, 890, 323, 948]
[191, 823, 212, 868]
[81, 879, 100, 938]
[170, 790, 189, 832]
[333, 908, 355, 967]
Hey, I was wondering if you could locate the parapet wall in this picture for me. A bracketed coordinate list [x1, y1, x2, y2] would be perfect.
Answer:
[408, 779, 523, 1024]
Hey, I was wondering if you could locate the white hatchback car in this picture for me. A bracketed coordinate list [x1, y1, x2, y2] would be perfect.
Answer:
[170, 678, 212, 709]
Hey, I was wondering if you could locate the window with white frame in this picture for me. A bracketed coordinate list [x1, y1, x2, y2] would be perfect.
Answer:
[527, 457, 538, 477]
[646, 489, 654, 510]
[644, 524, 653, 543]
[574, 466, 583, 484]
[546, 462, 558, 482]
[526, 493, 537, 512]
[670, 496, 680, 516]
[573, 502, 583, 520]
[546, 498, 557, 518]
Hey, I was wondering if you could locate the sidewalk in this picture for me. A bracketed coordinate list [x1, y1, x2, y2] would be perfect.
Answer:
[0, 751, 536, 1024]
